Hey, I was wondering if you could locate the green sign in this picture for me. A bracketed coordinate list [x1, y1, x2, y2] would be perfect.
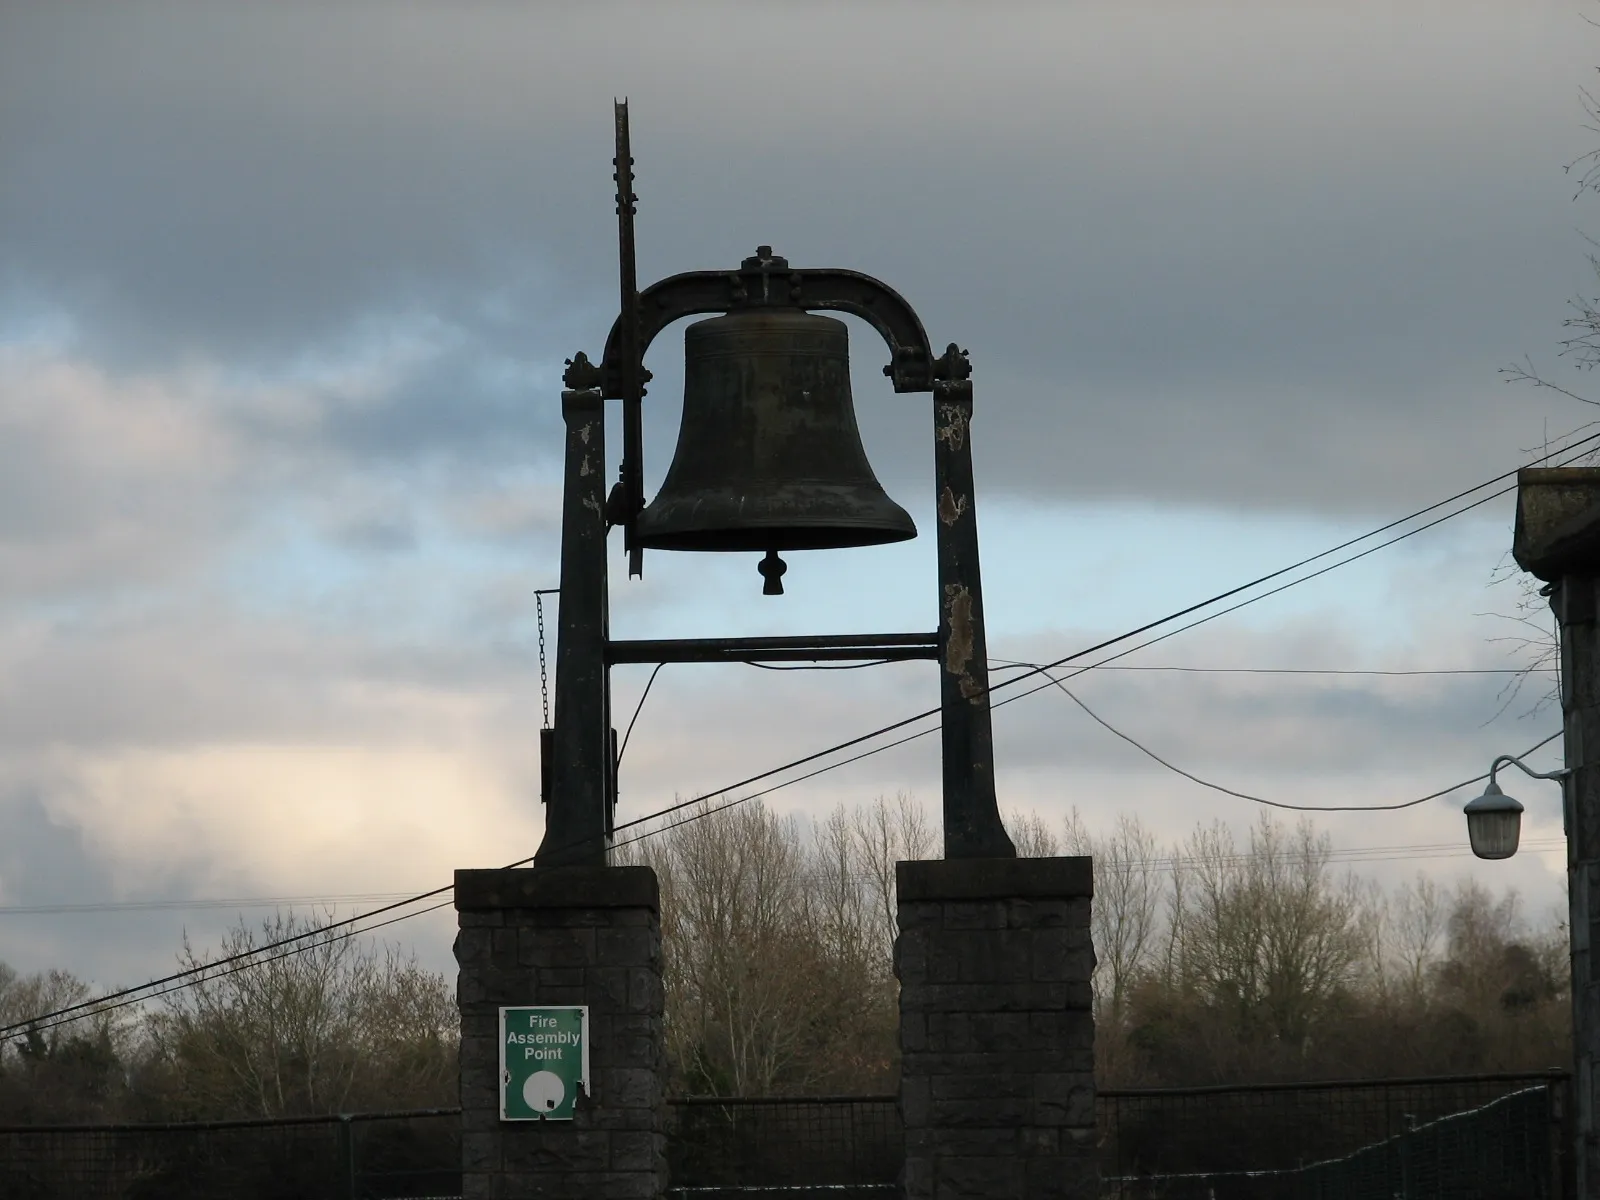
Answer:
[499, 1006, 589, 1121]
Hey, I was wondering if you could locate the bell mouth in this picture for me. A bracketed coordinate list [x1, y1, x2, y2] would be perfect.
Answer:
[639, 526, 916, 553]
[636, 484, 917, 552]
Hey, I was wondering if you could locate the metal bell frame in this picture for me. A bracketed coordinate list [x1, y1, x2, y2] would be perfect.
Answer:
[537, 242, 1017, 870]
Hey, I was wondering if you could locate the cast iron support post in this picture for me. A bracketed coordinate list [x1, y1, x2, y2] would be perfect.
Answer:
[537, 385, 611, 868]
[1513, 466, 1600, 1196]
[933, 360, 1015, 860]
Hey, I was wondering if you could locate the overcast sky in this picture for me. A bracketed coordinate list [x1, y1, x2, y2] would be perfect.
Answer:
[2, 0, 1597, 993]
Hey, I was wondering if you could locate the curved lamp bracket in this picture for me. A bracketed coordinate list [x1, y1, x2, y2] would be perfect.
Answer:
[594, 250, 939, 395]
[1488, 753, 1570, 786]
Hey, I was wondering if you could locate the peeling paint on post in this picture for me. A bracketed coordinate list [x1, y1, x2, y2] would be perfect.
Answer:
[932, 377, 1015, 860]
[937, 486, 968, 526]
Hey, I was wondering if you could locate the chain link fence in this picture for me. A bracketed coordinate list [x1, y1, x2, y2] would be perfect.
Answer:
[0, 1073, 1572, 1198]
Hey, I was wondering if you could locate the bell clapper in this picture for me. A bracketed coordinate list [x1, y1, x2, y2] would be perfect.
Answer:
[759, 550, 788, 596]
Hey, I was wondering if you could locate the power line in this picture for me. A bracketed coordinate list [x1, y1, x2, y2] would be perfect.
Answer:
[616, 662, 664, 766]
[1081, 666, 1535, 676]
[9, 424, 1596, 1042]
[1006, 656, 1561, 813]
[0, 893, 424, 917]
[613, 422, 1585, 849]
[21, 900, 457, 1037]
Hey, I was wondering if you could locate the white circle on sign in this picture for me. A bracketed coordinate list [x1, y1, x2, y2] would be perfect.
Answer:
[523, 1070, 565, 1113]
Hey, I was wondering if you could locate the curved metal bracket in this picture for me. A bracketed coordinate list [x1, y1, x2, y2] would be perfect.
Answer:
[598, 249, 938, 395]
[1488, 753, 1570, 786]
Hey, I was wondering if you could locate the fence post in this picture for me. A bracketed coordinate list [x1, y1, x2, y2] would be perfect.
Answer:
[337, 1114, 356, 1200]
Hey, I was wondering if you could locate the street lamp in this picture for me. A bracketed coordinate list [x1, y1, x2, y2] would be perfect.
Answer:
[1464, 754, 1568, 861]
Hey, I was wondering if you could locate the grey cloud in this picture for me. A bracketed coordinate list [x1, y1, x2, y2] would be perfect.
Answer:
[2, 3, 1593, 511]
[0, 785, 224, 984]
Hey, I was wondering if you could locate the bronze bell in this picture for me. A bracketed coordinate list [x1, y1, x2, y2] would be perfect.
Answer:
[636, 309, 916, 579]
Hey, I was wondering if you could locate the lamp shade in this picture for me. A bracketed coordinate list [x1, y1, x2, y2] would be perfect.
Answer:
[1463, 781, 1524, 861]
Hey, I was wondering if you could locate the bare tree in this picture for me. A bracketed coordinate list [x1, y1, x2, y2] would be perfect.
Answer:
[142, 912, 455, 1118]
[1391, 873, 1448, 1003]
[640, 799, 823, 1094]
[852, 791, 935, 962]
[1172, 814, 1368, 1055]
[0, 963, 131, 1122]
[1007, 808, 1060, 858]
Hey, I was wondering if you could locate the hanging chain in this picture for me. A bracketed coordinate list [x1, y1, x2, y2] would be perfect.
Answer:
[536, 592, 550, 729]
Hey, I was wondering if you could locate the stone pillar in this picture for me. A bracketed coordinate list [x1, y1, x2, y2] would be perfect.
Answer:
[895, 857, 1097, 1200]
[455, 865, 665, 1200]
[1514, 467, 1600, 1196]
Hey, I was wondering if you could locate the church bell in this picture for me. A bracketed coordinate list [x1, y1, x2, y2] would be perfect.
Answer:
[636, 309, 916, 575]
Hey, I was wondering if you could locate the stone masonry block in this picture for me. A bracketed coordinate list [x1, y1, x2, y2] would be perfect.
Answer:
[454, 865, 659, 912]
[894, 903, 942, 932]
[1034, 1072, 1096, 1126]
[533, 967, 586, 989]
[501, 1128, 612, 1172]
[941, 900, 1009, 931]
[935, 1154, 1025, 1199]
[454, 932, 489, 967]
[627, 967, 664, 1013]
[902, 1155, 933, 1199]
[1026, 1010, 1094, 1051]
[608, 1129, 661, 1171]
[596, 927, 658, 967]
[490, 928, 518, 966]
[896, 856, 1093, 902]
[900, 981, 1094, 1013]
[582, 966, 631, 1010]
[460, 1107, 502, 1135]
[902, 1076, 931, 1127]
[921, 1126, 1023, 1157]
[929, 1071, 1035, 1102]
[596, 1170, 661, 1200]
[1004, 896, 1091, 930]
[894, 933, 927, 985]
[929, 1095, 1031, 1128]
[457, 972, 487, 1007]
[525, 982, 585, 1006]
[905, 1047, 1093, 1077]
[462, 1131, 501, 1172]
[460, 1073, 499, 1113]
[519, 926, 595, 968]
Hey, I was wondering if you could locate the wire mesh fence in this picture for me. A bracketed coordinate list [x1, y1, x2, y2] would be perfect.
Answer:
[1099, 1071, 1569, 1200]
[0, 1072, 1572, 1198]
[1290, 1084, 1558, 1200]
[664, 1095, 900, 1197]
[0, 1109, 460, 1200]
